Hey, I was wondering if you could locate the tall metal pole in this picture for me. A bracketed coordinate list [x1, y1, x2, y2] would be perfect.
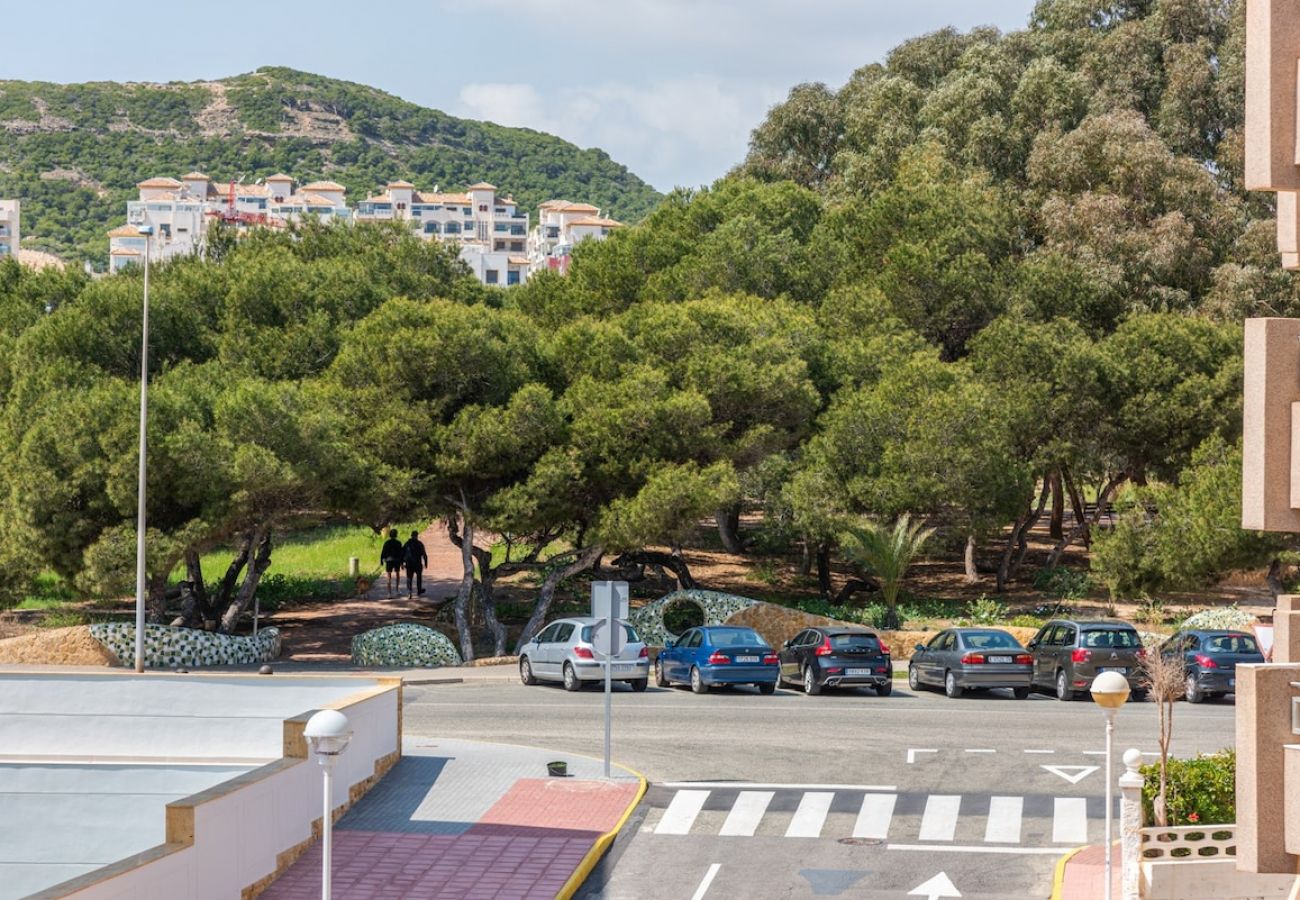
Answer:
[321, 762, 333, 900]
[603, 614, 613, 779]
[1104, 708, 1116, 899]
[134, 229, 152, 674]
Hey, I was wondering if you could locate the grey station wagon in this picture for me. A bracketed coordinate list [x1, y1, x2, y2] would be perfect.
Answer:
[1028, 619, 1148, 701]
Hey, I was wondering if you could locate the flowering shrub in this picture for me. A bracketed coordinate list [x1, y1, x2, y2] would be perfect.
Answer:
[1141, 750, 1235, 826]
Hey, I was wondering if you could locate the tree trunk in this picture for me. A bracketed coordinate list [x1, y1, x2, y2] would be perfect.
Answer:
[515, 545, 603, 652]
[182, 548, 217, 628]
[213, 533, 253, 612]
[1062, 468, 1091, 549]
[798, 539, 812, 577]
[833, 578, 880, 606]
[997, 478, 1051, 592]
[1008, 481, 1052, 584]
[1049, 470, 1064, 540]
[1044, 474, 1127, 570]
[610, 550, 697, 589]
[146, 571, 170, 624]
[716, 504, 744, 555]
[816, 543, 832, 601]
[454, 516, 476, 663]
[963, 533, 980, 585]
[476, 571, 510, 658]
[1266, 556, 1285, 598]
[219, 528, 272, 633]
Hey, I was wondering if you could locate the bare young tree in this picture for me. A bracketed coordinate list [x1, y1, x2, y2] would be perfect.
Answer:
[1139, 643, 1186, 825]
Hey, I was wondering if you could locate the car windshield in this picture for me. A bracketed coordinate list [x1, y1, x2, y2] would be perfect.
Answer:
[1081, 629, 1141, 648]
[579, 624, 640, 643]
[829, 633, 880, 651]
[708, 627, 767, 647]
[1204, 634, 1258, 653]
[962, 631, 1020, 650]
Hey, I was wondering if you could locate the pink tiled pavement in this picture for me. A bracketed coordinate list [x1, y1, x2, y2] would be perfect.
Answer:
[1057, 842, 1120, 899]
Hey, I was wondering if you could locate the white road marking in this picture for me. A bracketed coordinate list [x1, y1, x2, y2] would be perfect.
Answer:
[908, 871, 962, 899]
[853, 793, 897, 839]
[660, 781, 896, 791]
[689, 863, 721, 900]
[983, 796, 1023, 843]
[1041, 765, 1098, 785]
[964, 748, 996, 753]
[1023, 749, 1055, 754]
[908, 748, 938, 764]
[785, 791, 835, 838]
[655, 789, 710, 835]
[1082, 750, 1159, 757]
[889, 844, 1070, 855]
[918, 795, 961, 842]
[719, 790, 774, 836]
[1052, 797, 1089, 844]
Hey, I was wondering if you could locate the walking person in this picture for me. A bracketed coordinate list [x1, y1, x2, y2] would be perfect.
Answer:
[403, 530, 428, 599]
[380, 528, 404, 598]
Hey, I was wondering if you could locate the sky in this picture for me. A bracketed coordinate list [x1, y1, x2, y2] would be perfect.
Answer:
[1, 1, 1039, 192]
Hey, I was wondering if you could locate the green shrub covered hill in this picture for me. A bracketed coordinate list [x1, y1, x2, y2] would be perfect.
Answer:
[0, 67, 662, 265]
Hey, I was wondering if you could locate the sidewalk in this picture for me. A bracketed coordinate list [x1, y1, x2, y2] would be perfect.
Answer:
[261, 738, 643, 900]
[1054, 842, 1119, 899]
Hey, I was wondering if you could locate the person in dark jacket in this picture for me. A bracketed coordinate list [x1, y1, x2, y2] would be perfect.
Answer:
[379, 529, 404, 598]
[403, 531, 428, 598]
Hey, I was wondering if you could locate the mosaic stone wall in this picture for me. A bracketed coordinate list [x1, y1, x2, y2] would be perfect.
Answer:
[350, 623, 462, 667]
[627, 590, 758, 647]
[89, 623, 281, 668]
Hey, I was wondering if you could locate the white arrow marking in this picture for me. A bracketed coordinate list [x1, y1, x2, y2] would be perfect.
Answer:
[908, 871, 962, 899]
[908, 748, 938, 764]
[1041, 764, 1099, 785]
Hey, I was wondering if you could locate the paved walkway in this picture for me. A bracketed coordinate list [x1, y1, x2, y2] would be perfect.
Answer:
[1055, 842, 1119, 899]
[261, 738, 641, 900]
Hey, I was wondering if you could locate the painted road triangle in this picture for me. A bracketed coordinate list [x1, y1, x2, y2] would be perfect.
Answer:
[1041, 764, 1099, 785]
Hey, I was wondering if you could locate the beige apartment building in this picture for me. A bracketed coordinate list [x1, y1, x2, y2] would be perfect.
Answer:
[0, 199, 19, 261]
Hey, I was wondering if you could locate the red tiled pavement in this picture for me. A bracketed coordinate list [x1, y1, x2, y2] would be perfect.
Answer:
[476, 778, 640, 833]
[1057, 842, 1120, 899]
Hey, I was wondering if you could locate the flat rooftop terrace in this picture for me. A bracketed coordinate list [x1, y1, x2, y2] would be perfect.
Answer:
[0, 672, 388, 899]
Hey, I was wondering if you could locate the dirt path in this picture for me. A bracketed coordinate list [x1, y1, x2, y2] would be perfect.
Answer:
[266, 521, 465, 662]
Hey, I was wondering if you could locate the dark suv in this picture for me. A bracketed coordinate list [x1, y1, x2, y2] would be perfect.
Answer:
[1028, 619, 1147, 701]
[778, 626, 893, 695]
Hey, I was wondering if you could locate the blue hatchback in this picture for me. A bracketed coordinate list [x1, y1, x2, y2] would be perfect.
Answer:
[654, 625, 779, 694]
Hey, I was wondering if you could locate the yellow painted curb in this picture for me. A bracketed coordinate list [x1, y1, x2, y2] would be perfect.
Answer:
[554, 767, 648, 900]
[1049, 845, 1089, 900]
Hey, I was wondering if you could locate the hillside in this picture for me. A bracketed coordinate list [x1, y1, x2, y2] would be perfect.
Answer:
[0, 67, 662, 265]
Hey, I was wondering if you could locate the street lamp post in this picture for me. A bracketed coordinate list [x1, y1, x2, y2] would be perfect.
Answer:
[134, 225, 153, 675]
[1091, 670, 1131, 900]
[304, 709, 353, 900]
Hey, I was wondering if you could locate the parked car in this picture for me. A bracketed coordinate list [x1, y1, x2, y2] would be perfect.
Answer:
[908, 628, 1033, 699]
[1159, 630, 1264, 703]
[1027, 619, 1147, 701]
[655, 625, 779, 694]
[518, 617, 649, 692]
[778, 626, 893, 696]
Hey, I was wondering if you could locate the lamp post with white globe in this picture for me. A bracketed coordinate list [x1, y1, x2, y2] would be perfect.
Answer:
[304, 710, 353, 900]
[1091, 670, 1131, 900]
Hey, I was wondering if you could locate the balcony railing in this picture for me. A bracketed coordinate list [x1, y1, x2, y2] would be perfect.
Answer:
[1141, 823, 1237, 860]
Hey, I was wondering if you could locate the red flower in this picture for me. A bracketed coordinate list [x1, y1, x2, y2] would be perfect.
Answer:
[1187, 812, 1200, 823]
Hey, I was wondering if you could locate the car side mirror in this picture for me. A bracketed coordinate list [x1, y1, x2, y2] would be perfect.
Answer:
[1027, 640, 1038, 649]
[913, 643, 925, 653]
[664, 639, 675, 649]
[782, 640, 791, 649]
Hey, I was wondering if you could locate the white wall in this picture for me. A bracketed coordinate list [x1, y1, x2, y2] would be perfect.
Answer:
[1143, 859, 1298, 899]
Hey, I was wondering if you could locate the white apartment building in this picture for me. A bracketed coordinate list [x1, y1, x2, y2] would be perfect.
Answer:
[527, 200, 622, 275]
[0, 200, 19, 261]
[108, 173, 351, 273]
[355, 181, 532, 285]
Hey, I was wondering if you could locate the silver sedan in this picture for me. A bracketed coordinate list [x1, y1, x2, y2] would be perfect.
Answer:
[908, 627, 1034, 699]
[518, 617, 650, 692]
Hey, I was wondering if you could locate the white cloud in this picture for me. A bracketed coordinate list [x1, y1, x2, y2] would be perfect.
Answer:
[456, 83, 554, 134]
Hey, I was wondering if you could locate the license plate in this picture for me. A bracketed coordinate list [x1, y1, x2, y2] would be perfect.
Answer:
[1100, 666, 1127, 674]
[988, 655, 1013, 664]
[847, 668, 873, 676]
[736, 655, 759, 663]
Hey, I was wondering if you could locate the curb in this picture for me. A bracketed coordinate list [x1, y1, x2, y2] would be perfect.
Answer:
[555, 767, 649, 900]
[1050, 844, 1088, 900]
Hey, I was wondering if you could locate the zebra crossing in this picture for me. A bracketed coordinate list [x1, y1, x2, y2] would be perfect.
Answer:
[645, 785, 1101, 851]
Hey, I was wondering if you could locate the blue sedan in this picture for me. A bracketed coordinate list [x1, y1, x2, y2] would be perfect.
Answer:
[654, 625, 779, 694]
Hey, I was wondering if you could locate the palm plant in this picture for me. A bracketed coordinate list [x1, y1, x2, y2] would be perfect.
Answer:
[841, 514, 936, 630]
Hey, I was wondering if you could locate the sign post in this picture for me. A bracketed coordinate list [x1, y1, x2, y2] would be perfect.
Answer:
[591, 581, 629, 778]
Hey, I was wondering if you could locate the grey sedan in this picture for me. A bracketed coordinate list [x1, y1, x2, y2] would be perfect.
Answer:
[518, 617, 650, 692]
[908, 628, 1034, 699]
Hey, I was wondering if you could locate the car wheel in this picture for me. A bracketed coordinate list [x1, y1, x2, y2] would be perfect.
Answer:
[1185, 674, 1202, 704]
[877, 681, 893, 697]
[803, 665, 822, 696]
[630, 678, 648, 692]
[690, 666, 709, 694]
[519, 656, 537, 686]
[908, 665, 921, 691]
[1013, 686, 1030, 700]
[563, 663, 581, 692]
[944, 671, 963, 699]
[654, 659, 669, 687]
[758, 682, 776, 695]
[1055, 670, 1073, 702]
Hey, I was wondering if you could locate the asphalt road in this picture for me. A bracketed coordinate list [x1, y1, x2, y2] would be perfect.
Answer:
[402, 679, 1237, 899]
